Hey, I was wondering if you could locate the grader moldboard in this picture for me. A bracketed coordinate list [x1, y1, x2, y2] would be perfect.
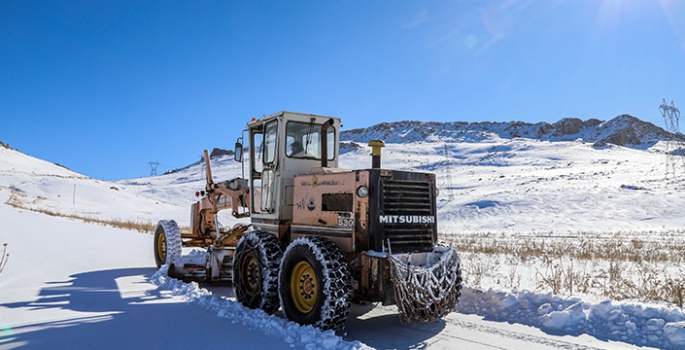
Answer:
[154, 111, 462, 330]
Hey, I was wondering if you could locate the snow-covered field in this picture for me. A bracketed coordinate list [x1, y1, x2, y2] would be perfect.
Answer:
[2, 117, 685, 349]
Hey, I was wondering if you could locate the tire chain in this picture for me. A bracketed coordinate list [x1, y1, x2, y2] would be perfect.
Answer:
[304, 236, 352, 331]
[158, 220, 182, 265]
[234, 231, 283, 314]
[388, 248, 462, 325]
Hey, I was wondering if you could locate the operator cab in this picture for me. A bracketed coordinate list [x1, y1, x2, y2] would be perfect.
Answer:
[235, 111, 341, 237]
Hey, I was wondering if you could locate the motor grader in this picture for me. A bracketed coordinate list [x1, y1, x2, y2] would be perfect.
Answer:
[154, 111, 462, 330]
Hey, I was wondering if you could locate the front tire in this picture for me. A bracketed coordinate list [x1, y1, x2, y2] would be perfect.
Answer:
[154, 220, 182, 268]
[279, 236, 351, 331]
[233, 231, 283, 314]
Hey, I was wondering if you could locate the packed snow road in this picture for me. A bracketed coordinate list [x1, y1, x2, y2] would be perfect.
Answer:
[345, 305, 642, 349]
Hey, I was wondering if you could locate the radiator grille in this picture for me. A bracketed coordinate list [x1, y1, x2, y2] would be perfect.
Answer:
[381, 179, 434, 249]
[382, 180, 431, 214]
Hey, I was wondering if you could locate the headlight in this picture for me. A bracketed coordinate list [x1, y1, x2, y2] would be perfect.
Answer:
[356, 186, 369, 198]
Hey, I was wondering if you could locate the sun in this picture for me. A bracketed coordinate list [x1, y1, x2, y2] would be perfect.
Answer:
[593, 0, 683, 41]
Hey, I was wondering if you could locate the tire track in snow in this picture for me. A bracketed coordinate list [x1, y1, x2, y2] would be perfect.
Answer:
[440, 317, 604, 350]
[423, 332, 511, 350]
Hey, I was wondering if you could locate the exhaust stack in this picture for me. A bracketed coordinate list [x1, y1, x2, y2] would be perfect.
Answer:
[368, 140, 386, 169]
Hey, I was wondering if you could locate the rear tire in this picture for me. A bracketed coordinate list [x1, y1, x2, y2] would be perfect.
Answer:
[279, 236, 351, 331]
[154, 220, 182, 268]
[233, 231, 283, 314]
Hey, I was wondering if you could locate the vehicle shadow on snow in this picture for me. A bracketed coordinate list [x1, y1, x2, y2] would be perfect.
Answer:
[2, 268, 161, 313]
[343, 303, 447, 348]
[0, 268, 287, 350]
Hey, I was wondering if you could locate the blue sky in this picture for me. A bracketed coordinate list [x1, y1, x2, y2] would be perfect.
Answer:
[1, 0, 684, 180]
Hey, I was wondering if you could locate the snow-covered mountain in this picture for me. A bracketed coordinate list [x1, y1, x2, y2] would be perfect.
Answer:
[341, 114, 679, 148]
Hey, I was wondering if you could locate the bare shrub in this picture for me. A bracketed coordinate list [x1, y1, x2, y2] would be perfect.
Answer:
[461, 253, 485, 286]
[506, 253, 521, 290]
[0, 243, 8, 275]
[664, 277, 685, 307]
[563, 259, 574, 295]
[597, 261, 636, 300]
[569, 260, 592, 294]
[535, 256, 563, 294]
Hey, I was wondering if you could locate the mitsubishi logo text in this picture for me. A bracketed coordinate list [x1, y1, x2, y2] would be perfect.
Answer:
[379, 215, 435, 224]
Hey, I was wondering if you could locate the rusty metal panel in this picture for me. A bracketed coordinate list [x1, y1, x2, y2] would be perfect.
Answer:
[293, 171, 356, 227]
[354, 170, 369, 252]
[322, 193, 353, 211]
[357, 252, 395, 305]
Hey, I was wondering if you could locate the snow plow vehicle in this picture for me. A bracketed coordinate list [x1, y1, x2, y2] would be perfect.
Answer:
[154, 111, 462, 330]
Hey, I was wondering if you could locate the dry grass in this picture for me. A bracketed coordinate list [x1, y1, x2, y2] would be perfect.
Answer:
[447, 230, 685, 307]
[4, 189, 182, 234]
[26, 205, 156, 233]
[446, 230, 685, 264]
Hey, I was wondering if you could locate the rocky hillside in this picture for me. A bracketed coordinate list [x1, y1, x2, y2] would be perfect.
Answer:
[341, 114, 679, 149]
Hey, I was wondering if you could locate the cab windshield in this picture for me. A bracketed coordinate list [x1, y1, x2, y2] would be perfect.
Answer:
[286, 121, 335, 160]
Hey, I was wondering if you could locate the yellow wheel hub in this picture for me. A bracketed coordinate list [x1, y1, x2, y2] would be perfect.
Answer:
[291, 261, 317, 314]
[157, 233, 166, 262]
[242, 253, 261, 293]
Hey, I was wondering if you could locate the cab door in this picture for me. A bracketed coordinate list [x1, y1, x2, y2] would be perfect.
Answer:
[250, 119, 279, 214]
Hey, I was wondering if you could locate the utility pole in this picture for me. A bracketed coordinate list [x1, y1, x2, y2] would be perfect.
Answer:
[443, 143, 454, 201]
[148, 161, 160, 176]
[660, 99, 682, 180]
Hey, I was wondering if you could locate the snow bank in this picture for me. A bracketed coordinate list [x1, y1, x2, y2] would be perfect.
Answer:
[151, 266, 370, 350]
[457, 285, 685, 349]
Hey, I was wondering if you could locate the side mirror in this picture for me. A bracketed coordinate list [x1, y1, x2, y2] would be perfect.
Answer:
[234, 140, 243, 162]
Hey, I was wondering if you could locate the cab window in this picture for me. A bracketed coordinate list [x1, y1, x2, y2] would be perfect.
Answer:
[286, 121, 335, 160]
[263, 120, 278, 165]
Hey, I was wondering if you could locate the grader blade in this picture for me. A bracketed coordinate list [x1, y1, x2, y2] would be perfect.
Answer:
[387, 246, 462, 325]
